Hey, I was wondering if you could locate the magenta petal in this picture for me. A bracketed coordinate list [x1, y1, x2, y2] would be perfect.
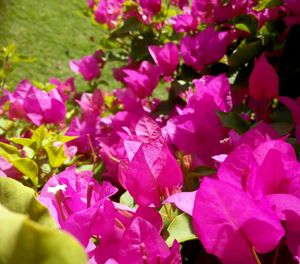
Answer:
[249, 53, 279, 100]
[164, 191, 196, 215]
[118, 217, 170, 263]
[148, 42, 179, 76]
[235, 122, 279, 149]
[266, 194, 300, 257]
[123, 140, 142, 162]
[218, 144, 259, 193]
[135, 115, 162, 144]
[255, 149, 294, 197]
[253, 140, 297, 166]
[169, 13, 198, 33]
[44, 98, 66, 123]
[138, 0, 161, 16]
[155, 145, 183, 192]
[134, 206, 163, 233]
[193, 178, 284, 264]
[69, 60, 80, 73]
[266, 194, 300, 230]
[62, 207, 101, 247]
[193, 74, 232, 112]
[124, 146, 161, 207]
[161, 240, 182, 264]
[180, 26, 230, 71]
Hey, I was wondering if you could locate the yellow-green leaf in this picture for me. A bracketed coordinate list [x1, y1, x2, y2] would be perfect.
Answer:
[45, 145, 67, 168]
[166, 213, 197, 246]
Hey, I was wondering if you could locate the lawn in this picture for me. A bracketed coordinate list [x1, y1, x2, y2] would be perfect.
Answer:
[0, 0, 118, 91]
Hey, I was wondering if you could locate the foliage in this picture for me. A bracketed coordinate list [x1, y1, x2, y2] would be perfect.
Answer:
[0, 177, 87, 264]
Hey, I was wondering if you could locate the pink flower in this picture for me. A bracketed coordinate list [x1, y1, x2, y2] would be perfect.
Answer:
[70, 51, 104, 81]
[218, 137, 300, 199]
[123, 61, 160, 98]
[171, 0, 189, 9]
[87, 0, 95, 9]
[214, 0, 249, 22]
[138, 0, 161, 19]
[94, 0, 124, 29]
[8, 80, 30, 120]
[8, 80, 66, 126]
[232, 122, 279, 149]
[169, 12, 198, 33]
[117, 217, 181, 264]
[285, 0, 300, 17]
[266, 194, 300, 258]
[92, 208, 181, 263]
[193, 178, 284, 264]
[180, 26, 230, 71]
[119, 116, 183, 207]
[98, 111, 143, 183]
[164, 191, 197, 215]
[148, 43, 179, 76]
[49, 77, 75, 101]
[193, 73, 233, 112]
[39, 166, 118, 227]
[166, 74, 232, 165]
[113, 88, 143, 112]
[249, 53, 279, 100]
[191, 0, 248, 23]
[66, 115, 100, 154]
[76, 89, 104, 118]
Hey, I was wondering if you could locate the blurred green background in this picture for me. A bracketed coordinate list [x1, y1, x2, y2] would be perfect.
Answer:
[0, 0, 117, 91]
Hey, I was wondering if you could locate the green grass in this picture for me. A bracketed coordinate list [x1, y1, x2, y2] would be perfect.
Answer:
[0, 0, 118, 91]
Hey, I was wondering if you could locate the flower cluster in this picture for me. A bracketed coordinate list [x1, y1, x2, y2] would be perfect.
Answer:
[1, 0, 300, 263]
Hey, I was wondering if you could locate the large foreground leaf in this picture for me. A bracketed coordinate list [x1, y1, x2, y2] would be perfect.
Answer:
[0, 177, 55, 226]
[0, 177, 87, 264]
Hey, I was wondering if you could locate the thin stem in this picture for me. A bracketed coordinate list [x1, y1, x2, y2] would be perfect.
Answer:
[108, 154, 120, 164]
[272, 244, 280, 264]
[87, 133, 97, 172]
[163, 203, 172, 221]
[251, 246, 262, 264]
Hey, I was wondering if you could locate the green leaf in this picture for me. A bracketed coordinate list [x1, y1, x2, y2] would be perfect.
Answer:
[160, 204, 177, 231]
[0, 141, 20, 160]
[0, 177, 87, 264]
[190, 166, 217, 178]
[32, 81, 56, 92]
[9, 137, 36, 148]
[165, 213, 197, 246]
[13, 158, 39, 186]
[120, 191, 136, 208]
[59, 135, 78, 144]
[0, 142, 38, 185]
[253, 0, 282, 11]
[45, 145, 67, 168]
[233, 15, 258, 36]
[131, 32, 157, 62]
[217, 111, 250, 134]
[0, 118, 14, 132]
[271, 122, 294, 136]
[109, 17, 141, 39]
[32, 125, 48, 148]
[228, 39, 264, 68]
[23, 146, 36, 159]
[0, 177, 54, 226]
